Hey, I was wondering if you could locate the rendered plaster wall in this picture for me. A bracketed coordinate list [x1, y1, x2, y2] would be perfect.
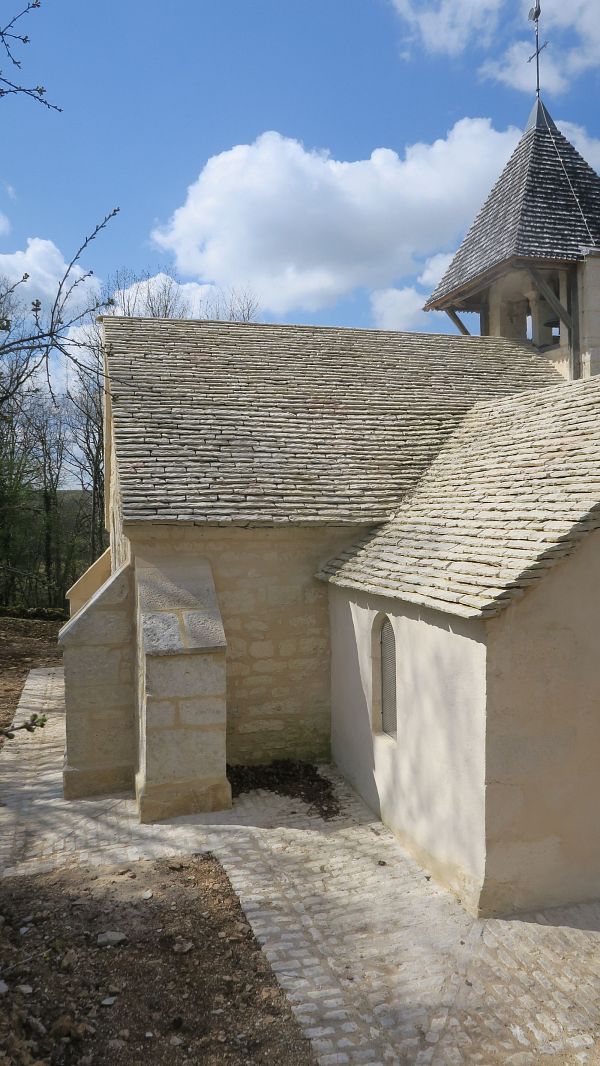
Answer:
[483, 527, 600, 915]
[329, 585, 487, 911]
[579, 253, 600, 378]
[125, 524, 368, 765]
[60, 563, 135, 798]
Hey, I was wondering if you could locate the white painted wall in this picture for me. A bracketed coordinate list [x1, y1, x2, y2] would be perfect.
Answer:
[579, 252, 600, 377]
[329, 585, 487, 910]
[484, 527, 600, 914]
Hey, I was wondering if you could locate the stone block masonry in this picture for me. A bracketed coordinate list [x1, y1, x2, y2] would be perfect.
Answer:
[127, 525, 370, 766]
[66, 547, 111, 617]
[60, 525, 371, 821]
[134, 555, 231, 822]
[60, 562, 135, 798]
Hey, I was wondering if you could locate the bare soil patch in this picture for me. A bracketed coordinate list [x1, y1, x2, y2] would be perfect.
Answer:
[228, 760, 341, 820]
[0, 853, 315, 1065]
[0, 618, 62, 740]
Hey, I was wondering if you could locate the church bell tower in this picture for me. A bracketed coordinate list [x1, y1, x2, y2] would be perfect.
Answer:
[425, 8, 600, 381]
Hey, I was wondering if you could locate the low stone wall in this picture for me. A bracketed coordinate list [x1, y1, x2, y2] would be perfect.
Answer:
[134, 555, 231, 822]
[127, 525, 368, 765]
[60, 563, 135, 798]
[66, 548, 112, 617]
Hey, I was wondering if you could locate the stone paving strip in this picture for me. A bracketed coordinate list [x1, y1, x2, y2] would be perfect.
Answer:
[2, 669, 600, 1065]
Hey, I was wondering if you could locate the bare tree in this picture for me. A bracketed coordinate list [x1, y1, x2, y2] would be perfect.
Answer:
[0, 1, 61, 111]
[66, 348, 106, 565]
[199, 286, 259, 323]
[104, 269, 260, 323]
[28, 394, 68, 606]
[0, 4, 118, 406]
[0, 209, 119, 408]
[107, 268, 192, 319]
[0, 377, 40, 604]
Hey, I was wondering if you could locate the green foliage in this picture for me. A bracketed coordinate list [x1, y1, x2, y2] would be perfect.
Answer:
[1, 712, 48, 741]
[0, 388, 107, 611]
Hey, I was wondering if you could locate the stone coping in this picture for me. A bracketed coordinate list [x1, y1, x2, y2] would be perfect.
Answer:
[137, 561, 226, 654]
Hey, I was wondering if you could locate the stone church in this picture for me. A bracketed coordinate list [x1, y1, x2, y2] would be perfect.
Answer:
[60, 95, 600, 917]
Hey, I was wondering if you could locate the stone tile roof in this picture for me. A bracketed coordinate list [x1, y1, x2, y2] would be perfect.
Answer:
[104, 318, 560, 526]
[319, 376, 600, 617]
[426, 99, 600, 310]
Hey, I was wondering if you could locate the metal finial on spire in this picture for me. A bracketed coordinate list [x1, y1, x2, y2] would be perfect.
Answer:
[528, 3, 548, 98]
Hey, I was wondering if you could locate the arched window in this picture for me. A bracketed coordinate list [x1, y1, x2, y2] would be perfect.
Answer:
[380, 617, 397, 737]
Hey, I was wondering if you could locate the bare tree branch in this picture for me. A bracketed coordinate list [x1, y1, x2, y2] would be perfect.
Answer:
[0, 208, 120, 407]
[0, 2, 61, 111]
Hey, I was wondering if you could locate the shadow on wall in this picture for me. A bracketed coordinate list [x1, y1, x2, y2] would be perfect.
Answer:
[333, 588, 487, 908]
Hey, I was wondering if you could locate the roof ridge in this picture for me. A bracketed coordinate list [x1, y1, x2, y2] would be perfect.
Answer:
[101, 316, 537, 347]
[514, 124, 545, 254]
[518, 121, 598, 253]
[424, 130, 535, 309]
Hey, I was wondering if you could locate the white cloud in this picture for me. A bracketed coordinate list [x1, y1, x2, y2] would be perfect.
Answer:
[417, 251, 454, 289]
[557, 121, 600, 173]
[371, 286, 429, 331]
[391, 0, 600, 93]
[538, 0, 600, 77]
[0, 212, 10, 237]
[391, 0, 503, 57]
[152, 122, 519, 315]
[0, 237, 100, 310]
[370, 251, 456, 331]
[481, 40, 568, 94]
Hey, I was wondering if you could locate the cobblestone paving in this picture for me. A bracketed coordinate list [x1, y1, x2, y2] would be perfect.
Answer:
[2, 670, 600, 1065]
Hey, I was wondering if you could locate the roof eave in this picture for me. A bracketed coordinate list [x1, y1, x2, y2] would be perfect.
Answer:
[424, 254, 578, 312]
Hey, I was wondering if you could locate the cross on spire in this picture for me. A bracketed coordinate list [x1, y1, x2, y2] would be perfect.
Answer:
[528, 3, 548, 98]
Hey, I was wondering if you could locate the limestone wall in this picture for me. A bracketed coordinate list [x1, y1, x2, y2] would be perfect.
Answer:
[66, 548, 111, 617]
[104, 368, 130, 572]
[329, 584, 488, 912]
[60, 563, 135, 798]
[483, 527, 600, 914]
[125, 524, 368, 764]
[134, 554, 231, 821]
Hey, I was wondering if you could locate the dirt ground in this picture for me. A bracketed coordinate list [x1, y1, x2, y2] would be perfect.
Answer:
[0, 618, 62, 739]
[0, 854, 316, 1066]
[0, 621, 323, 1065]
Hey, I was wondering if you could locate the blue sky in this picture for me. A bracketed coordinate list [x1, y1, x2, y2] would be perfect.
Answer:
[2, 0, 600, 332]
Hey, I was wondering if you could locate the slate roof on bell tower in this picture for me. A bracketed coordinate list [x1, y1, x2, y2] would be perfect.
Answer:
[425, 98, 600, 310]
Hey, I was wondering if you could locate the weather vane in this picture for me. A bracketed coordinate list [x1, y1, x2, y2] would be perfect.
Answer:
[528, 3, 548, 98]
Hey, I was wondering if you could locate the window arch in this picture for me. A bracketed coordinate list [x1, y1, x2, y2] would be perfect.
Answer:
[379, 617, 397, 738]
